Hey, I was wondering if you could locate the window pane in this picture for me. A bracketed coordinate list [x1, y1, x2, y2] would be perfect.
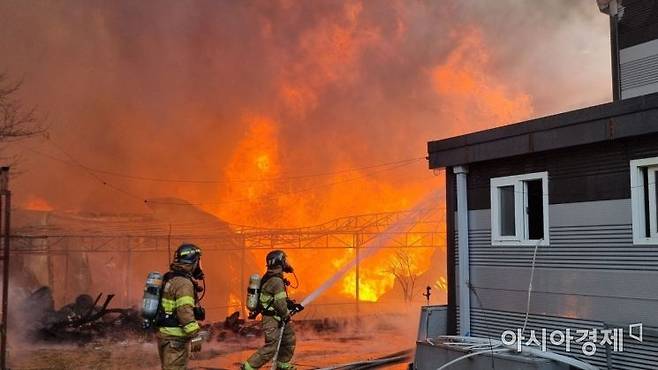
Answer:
[526, 180, 544, 240]
[499, 186, 515, 236]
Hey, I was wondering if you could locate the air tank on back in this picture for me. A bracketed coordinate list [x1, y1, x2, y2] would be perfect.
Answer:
[141, 271, 163, 328]
[246, 273, 261, 312]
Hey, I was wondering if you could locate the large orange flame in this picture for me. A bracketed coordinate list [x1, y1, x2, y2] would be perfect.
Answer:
[204, 26, 533, 304]
[14, 5, 536, 309]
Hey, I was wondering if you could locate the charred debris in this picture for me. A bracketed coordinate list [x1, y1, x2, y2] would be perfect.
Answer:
[22, 287, 347, 345]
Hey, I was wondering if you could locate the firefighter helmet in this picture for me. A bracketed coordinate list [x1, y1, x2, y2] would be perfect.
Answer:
[266, 249, 294, 273]
[174, 243, 202, 265]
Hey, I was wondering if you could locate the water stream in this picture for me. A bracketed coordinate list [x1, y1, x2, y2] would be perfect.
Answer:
[299, 193, 438, 307]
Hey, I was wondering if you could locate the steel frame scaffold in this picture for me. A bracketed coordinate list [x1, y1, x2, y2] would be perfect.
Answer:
[8, 206, 446, 319]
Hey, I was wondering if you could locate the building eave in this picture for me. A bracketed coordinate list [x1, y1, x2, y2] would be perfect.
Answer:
[428, 92, 658, 169]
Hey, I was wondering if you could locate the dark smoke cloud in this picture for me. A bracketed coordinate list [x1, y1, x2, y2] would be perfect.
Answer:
[0, 0, 610, 219]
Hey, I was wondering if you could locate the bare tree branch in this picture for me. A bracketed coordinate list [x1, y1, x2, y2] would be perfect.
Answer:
[388, 249, 419, 302]
[0, 73, 43, 143]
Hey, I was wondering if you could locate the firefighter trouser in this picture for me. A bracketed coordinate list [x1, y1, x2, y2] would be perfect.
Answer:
[245, 316, 296, 369]
[157, 334, 190, 370]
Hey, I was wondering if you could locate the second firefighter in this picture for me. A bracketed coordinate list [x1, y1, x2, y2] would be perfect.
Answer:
[243, 250, 303, 370]
[156, 243, 207, 370]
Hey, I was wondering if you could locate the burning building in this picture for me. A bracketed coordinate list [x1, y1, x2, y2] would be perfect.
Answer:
[11, 200, 252, 318]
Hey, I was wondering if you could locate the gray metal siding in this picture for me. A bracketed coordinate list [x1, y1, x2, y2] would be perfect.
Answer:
[620, 39, 658, 99]
[621, 53, 658, 91]
[465, 200, 658, 270]
[469, 308, 658, 370]
[466, 134, 658, 210]
[468, 225, 658, 271]
[618, 0, 658, 49]
[453, 199, 658, 368]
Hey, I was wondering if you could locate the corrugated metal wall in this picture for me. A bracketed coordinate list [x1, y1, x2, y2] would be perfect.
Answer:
[465, 136, 658, 211]
[618, 0, 658, 50]
[453, 198, 658, 368]
[469, 308, 658, 370]
[618, 0, 658, 99]
[467, 225, 658, 270]
[621, 53, 658, 94]
[620, 40, 658, 99]
[445, 130, 658, 368]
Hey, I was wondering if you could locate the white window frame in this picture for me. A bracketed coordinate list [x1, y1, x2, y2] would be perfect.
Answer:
[490, 171, 549, 246]
[630, 157, 658, 245]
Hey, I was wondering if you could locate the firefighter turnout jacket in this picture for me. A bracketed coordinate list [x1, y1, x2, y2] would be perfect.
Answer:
[157, 264, 201, 338]
[259, 270, 290, 321]
[244, 267, 297, 370]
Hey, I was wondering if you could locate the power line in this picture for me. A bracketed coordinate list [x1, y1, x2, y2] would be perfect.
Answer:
[29, 137, 446, 212]
[145, 162, 442, 207]
[30, 138, 436, 208]
[31, 143, 425, 184]
[36, 140, 148, 204]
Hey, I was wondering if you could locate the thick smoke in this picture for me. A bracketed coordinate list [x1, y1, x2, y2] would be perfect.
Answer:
[0, 0, 612, 320]
[0, 0, 610, 221]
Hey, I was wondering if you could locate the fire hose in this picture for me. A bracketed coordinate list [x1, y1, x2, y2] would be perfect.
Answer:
[270, 322, 287, 370]
[270, 306, 303, 370]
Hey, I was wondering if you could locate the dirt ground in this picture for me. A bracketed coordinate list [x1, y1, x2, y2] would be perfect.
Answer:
[8, 325, 413, 370]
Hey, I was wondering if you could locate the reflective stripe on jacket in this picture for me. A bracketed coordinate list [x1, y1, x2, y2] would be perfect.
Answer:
[158, 275, 200, 337]
[259, 273, 289, 320]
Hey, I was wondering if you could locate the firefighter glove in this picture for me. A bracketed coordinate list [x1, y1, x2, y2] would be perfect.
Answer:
[190, 330, 208, 352]
[291, 303, 304, 314]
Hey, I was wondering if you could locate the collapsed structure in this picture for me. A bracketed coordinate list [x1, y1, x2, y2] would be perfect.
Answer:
[416, 1, 658, 369]
[10, 199, 252, 330]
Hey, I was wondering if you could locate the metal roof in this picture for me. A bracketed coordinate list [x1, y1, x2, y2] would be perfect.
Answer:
[427, 92, 658, 168]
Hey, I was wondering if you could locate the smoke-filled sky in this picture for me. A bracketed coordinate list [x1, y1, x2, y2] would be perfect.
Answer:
[0, 0, 611, 226]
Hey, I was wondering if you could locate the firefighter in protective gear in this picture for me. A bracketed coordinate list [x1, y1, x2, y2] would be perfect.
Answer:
[156, 243, 206, 370]
[243, 250, 303, 370]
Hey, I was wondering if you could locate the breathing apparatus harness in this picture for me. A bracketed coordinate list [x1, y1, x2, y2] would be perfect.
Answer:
[248, 271, 283, 320]
[247, 251, 302, 320]
[155, 268, 206, 327]
[142, 244, 206, 329]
